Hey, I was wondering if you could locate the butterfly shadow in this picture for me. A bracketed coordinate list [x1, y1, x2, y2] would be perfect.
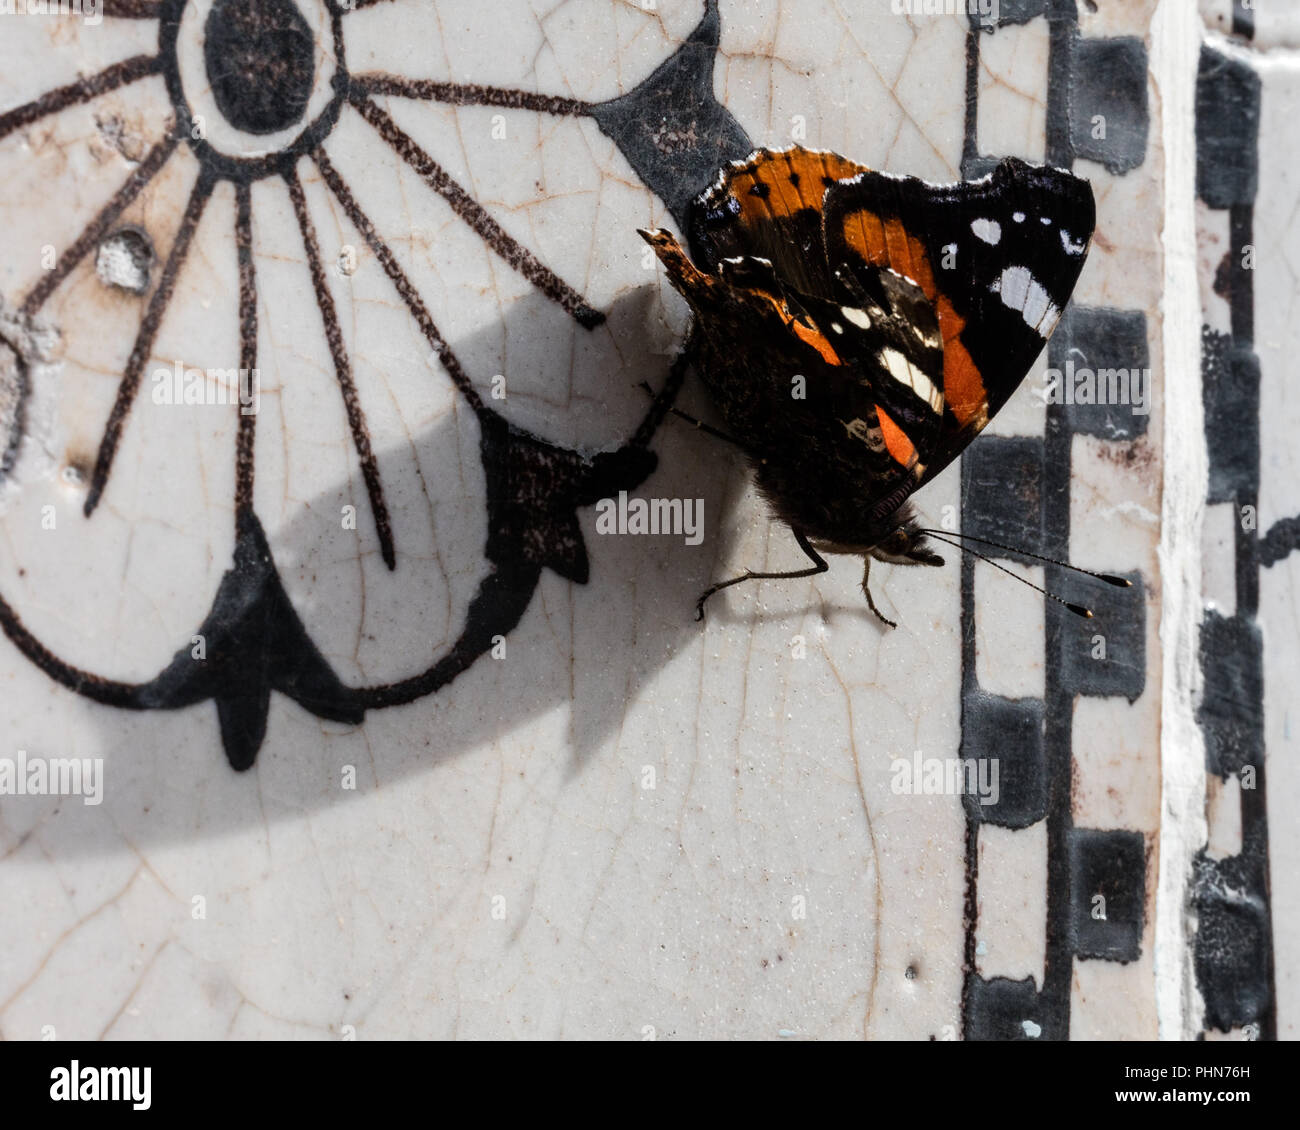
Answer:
[23, 286, 761, 856]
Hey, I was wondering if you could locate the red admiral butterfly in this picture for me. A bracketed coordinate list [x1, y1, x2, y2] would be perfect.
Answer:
[642, 147, 1124, 624]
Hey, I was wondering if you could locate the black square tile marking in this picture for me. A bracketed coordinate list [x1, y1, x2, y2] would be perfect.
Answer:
[1068, 828, 1145, 963]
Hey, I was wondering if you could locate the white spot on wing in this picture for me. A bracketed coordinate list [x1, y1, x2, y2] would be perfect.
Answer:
[1021, 277, 1055, 328]
[1060, 229, 1087, 255]
[971, 218, 1001, 245]
[1012, 211, 1026, 223]
[880, 347, 942, 413]
[990, 266, 1061, 338]
[991, 265, 1028, 308]
[1037, 304, 1064, 337]
[840, 306, 872, 330]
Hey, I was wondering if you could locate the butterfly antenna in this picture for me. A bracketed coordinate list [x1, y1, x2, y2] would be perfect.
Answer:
[917, 528, 1131, 588]
[918, 530, 1095, 619]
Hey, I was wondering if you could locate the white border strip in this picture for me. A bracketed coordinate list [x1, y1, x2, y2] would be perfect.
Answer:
[1153, 0, 1209, 1041]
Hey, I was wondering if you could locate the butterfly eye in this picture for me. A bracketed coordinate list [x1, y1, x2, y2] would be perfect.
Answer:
[881, 529, 910, 554]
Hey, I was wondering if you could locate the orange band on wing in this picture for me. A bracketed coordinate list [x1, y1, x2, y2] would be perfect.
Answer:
[876, 407, 917, 468]
[846, 207, 889, 264]
[790, 318, 841, 365]
[840, 210, 987, 426]
[934, 296, 985, 425]
[723, 149, 870, 229]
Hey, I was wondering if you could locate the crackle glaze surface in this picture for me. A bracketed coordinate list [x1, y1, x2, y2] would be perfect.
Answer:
[0, 0, 1291, 1041]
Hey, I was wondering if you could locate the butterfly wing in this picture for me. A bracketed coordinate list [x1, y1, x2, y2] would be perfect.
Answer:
[730, 265, 949, 539]
[821, 157, 1095, 483]
[689, 147, 869, 298]
[789, 269, 945, 474]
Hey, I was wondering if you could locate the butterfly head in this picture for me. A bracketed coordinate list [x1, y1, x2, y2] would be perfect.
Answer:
[865, 509, 944, 568]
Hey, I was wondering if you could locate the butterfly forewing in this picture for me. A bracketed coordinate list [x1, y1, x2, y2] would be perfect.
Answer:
[821, 157, 1096, 481]
[690, 147, 870, 299]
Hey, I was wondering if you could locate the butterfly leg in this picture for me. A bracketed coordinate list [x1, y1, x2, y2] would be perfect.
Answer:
[631, 340, 692, 448]
[637, 382, 749, 451]
[860, 557, 897, 629]
[695, 529, 828, 622]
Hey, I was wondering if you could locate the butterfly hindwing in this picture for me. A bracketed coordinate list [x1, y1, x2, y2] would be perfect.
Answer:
[711, 260, 947, 535]
[788, 268, 945, 481]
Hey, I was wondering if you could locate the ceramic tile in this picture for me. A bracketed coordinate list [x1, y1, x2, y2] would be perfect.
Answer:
[1192, 0, 1300, 1042]
[0, 0, 1285, 1044]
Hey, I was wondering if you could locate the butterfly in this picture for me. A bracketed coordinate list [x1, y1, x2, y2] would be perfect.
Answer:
[640, 146, 1099, 624]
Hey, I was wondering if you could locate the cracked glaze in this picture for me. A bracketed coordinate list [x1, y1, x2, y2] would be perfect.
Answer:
[0, 0, 1172, 1040]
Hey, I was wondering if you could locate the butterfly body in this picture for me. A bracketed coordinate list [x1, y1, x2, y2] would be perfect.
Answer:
[641, 147, 1096, 619]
